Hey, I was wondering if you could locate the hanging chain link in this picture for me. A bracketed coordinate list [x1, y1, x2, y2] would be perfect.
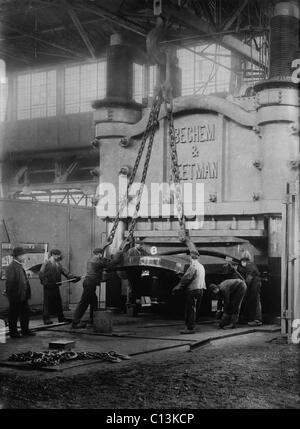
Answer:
[164, 96, 186, 232]
[8, 350, 129, 367]
[127, 89, 163, 242]
[105, 89, 163, 247]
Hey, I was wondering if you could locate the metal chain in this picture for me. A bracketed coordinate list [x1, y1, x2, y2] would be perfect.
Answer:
[127, 90, 163, 242]
[106, 89, 163, 246]
[8, 350, 128, 367]
[165, 98, 186, 232]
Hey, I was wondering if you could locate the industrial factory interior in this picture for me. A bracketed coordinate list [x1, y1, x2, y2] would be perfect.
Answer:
[0, 0, 299, 413]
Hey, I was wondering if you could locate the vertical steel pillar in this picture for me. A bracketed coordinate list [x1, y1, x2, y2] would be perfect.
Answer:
[282, 179, 300, 339]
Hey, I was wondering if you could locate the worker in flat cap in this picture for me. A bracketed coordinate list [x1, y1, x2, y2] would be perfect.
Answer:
[208, 279, 247, 329]
[39, 249, 81, 325]
[5, 246, 35, 338]
[237, 250, 262, 326]
[72, 247, 123, 328]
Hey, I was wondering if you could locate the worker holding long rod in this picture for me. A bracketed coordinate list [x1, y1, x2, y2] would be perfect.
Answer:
[71, 247, 123, 329]
[39, 249, 81, 325]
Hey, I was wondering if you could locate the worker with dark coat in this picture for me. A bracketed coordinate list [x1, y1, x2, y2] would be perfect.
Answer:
[72, 248, 123, 328]
[39, 249, 80, 325]
[208, 279, 247, 329]
[5, 246, 35, 338]
[238, 251, 262, 326]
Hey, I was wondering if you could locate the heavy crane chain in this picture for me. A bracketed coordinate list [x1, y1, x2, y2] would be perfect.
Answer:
[165, 98, 186, 231]
[106, 89, 163, 246]
[127, 90, 163, 242]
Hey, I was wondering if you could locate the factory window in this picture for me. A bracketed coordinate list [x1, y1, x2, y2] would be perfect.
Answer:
[149, 65, 157, 97]
[0, 59, 7, 121]
[133, 63, 143, 103]
[133, 64, 157, 103]
[177, 44, 231, 95]
[64, 60, 106, 114]
[17, 70, 56, 120]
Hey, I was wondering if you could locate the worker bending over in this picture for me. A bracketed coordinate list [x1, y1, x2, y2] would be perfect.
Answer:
[208, 279, 247, 329]
[39, 249, 80, 325]
[72, 248, 122, 328]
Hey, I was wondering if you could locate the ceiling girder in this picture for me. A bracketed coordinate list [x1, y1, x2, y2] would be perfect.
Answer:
[63, 0, 96, 59]
[222, 0, 249, 31]
[161, 0, 264, 68]
[1, 21, 89, 59]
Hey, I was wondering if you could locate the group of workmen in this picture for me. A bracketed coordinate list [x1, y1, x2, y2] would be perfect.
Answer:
[4, 245, 123, 337]
[172, 247, 262, 334]
[4, 240, 262, 338]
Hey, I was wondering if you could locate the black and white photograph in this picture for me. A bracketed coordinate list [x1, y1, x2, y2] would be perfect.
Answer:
[0, 0, 299, 414]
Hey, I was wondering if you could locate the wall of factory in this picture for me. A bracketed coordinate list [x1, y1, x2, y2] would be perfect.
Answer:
[0, 112, 94, 155]
[0, 64, 98, 156]
[0, 198, 105, 311]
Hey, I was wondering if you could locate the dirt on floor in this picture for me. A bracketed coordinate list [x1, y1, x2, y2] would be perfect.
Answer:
[0, 333, 299, 409]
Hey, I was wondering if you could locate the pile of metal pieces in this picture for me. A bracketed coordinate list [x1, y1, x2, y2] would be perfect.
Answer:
[8, 350, 131, 367]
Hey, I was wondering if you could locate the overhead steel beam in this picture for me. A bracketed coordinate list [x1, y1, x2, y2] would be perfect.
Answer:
[4, 17, 107, 40]
[162, 1, 264, 68]
[196, 0, 217, 30]
[222, 0, 249, 31]
[221, 34, 263, 68]
[73, 2, 147, 38]
[1, 21, 88, 59]
[63, 1, 96, 59]
[0, 46, 31, 64]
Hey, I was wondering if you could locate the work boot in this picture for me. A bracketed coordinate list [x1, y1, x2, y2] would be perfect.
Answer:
[72, 321, 86, 329]
[219, 313, 230, 329]
[58, 318, 69, 323]
[21, 330, 36, 337]
[248, 320, 262, 327]
[223, 315, 238, 329]
[9, 332, 22, 339]
[180, 328, 196, 335]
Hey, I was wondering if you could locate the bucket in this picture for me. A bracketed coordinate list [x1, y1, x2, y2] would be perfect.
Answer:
[93, 310, 113, 333]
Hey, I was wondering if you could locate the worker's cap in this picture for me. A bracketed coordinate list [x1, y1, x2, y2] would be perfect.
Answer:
[49, 249, 62, 256]
[12, 246, 25, 258]
[93, 248, 104, 255]
[240, 250, 251, 261]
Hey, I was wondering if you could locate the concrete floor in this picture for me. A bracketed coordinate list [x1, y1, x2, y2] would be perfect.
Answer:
[0, 311, 280, 375]
[2, 313, 299, 409]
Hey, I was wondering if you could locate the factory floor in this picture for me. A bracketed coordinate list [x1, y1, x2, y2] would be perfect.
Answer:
[0, 312, 299, 409]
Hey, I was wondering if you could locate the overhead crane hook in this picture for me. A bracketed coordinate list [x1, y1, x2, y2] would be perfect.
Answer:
[146, 16, 166, 66]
